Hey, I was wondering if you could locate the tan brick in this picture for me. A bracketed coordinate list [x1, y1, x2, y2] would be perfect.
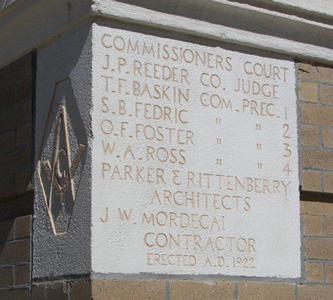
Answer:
[304, 262, 324, 283]
[298, 63, 333, 84]
[300, 103, 333, 126]
[298, 82, 318, 103]
[46, 282, 69, 300]
[239, 282, 295, 300]
[304, 238, 333, 260]
[323, 173, 333, 193]
[14, 239, 30, 263]
[0, 242, 16, 264]
[0, 266, 13, 287]
[92, 280, 165, 300]
[320, 84, 333, 105]
[0, 288, 29, 300]
[303, 149, 333, 170]
[31, 284, 46, 300]
[0, 219, 15, 241]
[302, 171, 322, 192]
[325, 263, 333, 284]
[322, 127, 333, 148]
[15, 215, 31, 239]
[303, 215, 322, 236]
[300, 126, 320, 147]
[170, 280, 236, 300]
[301, 201, 333, 216]
[299, 285, 333, 300]
[297, 63, 316, 80]
[71, 279, 91, 300]
[14, 264, 30, 286]
[0, 239, 30, 264]
[322, 216, 333, 237]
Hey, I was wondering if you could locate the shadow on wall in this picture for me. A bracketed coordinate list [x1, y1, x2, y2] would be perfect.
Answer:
[0, 219, 14, 244]
[0, 218, 15, 266]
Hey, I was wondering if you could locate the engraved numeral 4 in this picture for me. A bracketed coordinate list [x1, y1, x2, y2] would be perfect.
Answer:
[283, 163, 292, 176]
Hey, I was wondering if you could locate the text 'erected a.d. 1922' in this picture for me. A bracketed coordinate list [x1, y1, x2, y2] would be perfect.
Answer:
[91, 25, 300, 278]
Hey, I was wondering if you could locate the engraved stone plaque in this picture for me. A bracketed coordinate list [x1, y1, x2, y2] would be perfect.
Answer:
[91, 25, 300, 278]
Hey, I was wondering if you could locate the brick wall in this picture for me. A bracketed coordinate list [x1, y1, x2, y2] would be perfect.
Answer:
[0, 215, 31, 299]
[298, 63, 333, 193]
[90, 278, 333, 300]
[31, 279, 91, 299]
[0, 212, 90, 300]
[302, 201, 333, 284]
